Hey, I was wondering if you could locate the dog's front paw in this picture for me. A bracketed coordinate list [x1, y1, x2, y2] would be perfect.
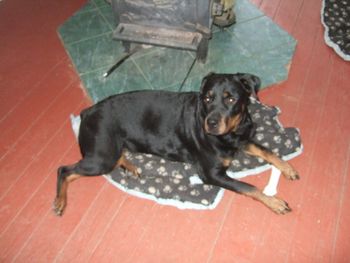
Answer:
[282, 165, 300, 181]
[265, 196, 292, 215]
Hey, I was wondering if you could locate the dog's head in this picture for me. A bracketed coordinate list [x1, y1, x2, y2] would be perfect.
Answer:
[199, 72, 260, 136]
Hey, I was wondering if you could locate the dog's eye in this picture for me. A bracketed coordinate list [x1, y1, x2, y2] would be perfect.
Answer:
[226, 97, 237, 104]
[204, 96, 213, 104]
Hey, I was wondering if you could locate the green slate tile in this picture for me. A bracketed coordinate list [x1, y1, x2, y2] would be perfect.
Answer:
[92, 0, 110, 7]
[132, 47, 196, 89]
[65, 33, 125, 74]
[257, 42, 297, 87]
[177, 74, 205, 92]
[230, 16, 295, 55]
[58, 0, 297, 98]
[202, 30, 252, 69]
[58, 8, 112, 44]
[163, 57, 205, 92]
[81, 61, 152, 102]
[178, 30, 253, 91]
[74, 1, 97, 14]
[235, 0, 264, 24]
[99, 5, 116, 28]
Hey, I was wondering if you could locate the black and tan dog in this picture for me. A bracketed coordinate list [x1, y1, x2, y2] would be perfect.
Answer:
[54, 73, 299, 216]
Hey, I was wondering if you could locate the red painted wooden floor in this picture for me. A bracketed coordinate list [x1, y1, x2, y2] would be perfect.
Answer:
[1, 0, 350, 262]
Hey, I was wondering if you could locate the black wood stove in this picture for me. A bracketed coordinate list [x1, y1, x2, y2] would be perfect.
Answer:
[110, 0, 235, 63]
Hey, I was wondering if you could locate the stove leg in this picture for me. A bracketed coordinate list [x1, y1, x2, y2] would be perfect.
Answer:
[122, 41, 131, 53]
[197, 38, 209, 63]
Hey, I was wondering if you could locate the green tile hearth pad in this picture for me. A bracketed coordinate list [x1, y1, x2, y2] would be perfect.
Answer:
[58, 0, 297, 102]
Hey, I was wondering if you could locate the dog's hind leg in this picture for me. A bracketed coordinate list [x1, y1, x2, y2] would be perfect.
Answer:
[115, 153, 140, 177]
[53, 157, 116, 216]
[53, 164, 81, 216]
[53, 151, 140, 216]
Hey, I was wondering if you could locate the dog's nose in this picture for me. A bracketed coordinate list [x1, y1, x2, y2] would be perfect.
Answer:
[207, 117, 219, 128]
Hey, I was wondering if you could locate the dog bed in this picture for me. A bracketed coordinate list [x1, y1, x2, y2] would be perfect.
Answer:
[70, 98, 302, 210]
[321, 0, 350, 61]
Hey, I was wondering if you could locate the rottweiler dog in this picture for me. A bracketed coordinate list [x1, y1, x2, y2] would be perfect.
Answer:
[54, 73, 299, 216]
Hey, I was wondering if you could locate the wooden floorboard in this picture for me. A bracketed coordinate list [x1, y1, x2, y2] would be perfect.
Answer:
[260, 0, 282, 18]
[274, 0, 304, 34]
[0, 0, 82, 119]
[333, 144, 350, 262]
[332, 62, 350, 262]
[8, 151, 105, 262]
[54, 185, 128, 262]
[0, 80, 85, 201]
[0, 59, 77, 157]
[279, 0, 324, 100]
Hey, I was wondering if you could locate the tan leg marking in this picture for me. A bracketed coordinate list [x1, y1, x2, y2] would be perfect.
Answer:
[53, 174, 81, 216]
[116, 154, 140, 177]
[221, 157, 233, 168]
[245, 143, 299, 180]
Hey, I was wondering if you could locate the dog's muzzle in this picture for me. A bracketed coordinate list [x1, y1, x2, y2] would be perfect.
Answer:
[204, 113, 226, 135]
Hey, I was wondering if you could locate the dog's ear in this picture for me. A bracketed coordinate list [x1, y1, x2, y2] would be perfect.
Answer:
[200, 72, 215, 93]
[236, 73, 261, 99]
